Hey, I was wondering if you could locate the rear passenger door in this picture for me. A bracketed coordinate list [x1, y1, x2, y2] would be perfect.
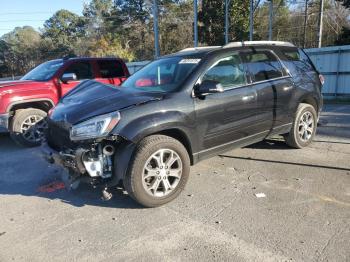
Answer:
[95, 60, 128, 86]
[240, 49, 295, 132]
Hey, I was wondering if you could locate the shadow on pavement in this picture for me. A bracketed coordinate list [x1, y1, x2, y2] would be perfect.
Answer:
[246, 139, 291, 150]
[218, 154, 350, 172]
[1, 104, 350, 209]
[0, 134, 141, 209]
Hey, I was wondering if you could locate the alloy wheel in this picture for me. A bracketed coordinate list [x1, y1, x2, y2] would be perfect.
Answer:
[142, 149, 183, 198]
[20, 115, 48, 143]
[298, 111, 314, 142]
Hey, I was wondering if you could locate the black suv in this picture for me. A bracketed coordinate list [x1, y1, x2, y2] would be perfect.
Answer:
[44, 41, 323, 207]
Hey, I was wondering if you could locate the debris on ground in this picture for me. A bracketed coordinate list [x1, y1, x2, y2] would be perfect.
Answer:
[255, 193, 266, 198]
[37, 181, 65, 193]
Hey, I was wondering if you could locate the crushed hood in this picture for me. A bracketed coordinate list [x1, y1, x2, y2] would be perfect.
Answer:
[50, 80, 163, 125]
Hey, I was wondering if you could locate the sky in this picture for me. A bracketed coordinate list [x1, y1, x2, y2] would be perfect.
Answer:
[0, 0, 89, 37]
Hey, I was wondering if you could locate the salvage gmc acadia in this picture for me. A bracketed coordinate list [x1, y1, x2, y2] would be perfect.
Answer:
[44, 41, 324, 207]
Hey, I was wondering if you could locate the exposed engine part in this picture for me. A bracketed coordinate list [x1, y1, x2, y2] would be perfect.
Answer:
[103, 145, 115, 156]
[101, 188, 113, 201]
[82, 144, 114, 179]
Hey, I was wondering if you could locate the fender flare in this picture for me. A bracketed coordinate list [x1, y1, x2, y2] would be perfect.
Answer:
[7, 98, 55, 113]
[107, 141, 136, 187]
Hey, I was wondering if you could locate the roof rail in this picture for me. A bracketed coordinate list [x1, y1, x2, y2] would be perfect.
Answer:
[223, 41, 295, 48]
[177, 46, 221, 53]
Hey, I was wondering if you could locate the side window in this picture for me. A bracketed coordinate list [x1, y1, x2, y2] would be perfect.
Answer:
[281, 48, 315, 72]
[202, 54, 246, 89]
[63, 62, 93, 80]
[241, 50, 284, 82]
[97, 60, 125, 78]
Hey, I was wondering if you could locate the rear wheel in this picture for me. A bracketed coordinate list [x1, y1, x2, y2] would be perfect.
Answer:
[124, 135, 190, 207]
[284, 103, 317, 149]
[10, 108, 48, 147]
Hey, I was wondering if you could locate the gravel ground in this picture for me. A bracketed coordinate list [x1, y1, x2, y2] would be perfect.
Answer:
[0, 104, 349, 262]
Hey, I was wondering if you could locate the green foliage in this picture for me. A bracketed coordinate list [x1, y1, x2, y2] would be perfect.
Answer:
[42, 9, 87, 57]
[1, 26, 42, 75]
[337, 0, 350, 8]
[336, 27, 350, 45]
[87, 34, 136, 61]
[199, 0, 250, 45]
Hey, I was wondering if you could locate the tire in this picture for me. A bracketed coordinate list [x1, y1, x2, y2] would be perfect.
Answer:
[10, 108, 48, 147]
[284, 103, 317, 149]
[124, 135, 190, 208]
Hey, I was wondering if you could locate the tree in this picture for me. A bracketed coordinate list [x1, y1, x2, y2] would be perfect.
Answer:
[230, 0, 250, 41]
[337, 0, 350, 8]
[87, 34, 136, 61]
[83, 0, 114, 37]
[199, 0, 250, 46]
[336, 26, 350, 45]
[42, 10, 87, 56]
[1, 26, 42, 75]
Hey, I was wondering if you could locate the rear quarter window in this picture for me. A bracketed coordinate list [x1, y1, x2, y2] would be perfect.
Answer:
[97, 60, 125, 78]
[240, 50, 286, 83]
[280, 48, 316, 73]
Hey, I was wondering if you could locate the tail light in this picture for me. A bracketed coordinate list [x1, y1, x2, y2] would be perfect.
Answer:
[319, 74, 325, 86]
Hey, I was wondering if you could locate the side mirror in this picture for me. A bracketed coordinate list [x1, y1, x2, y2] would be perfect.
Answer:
[195, 80, 224, 96]
[61, 73, 77, 84]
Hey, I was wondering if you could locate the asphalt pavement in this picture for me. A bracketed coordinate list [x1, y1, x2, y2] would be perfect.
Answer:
[0, 104, 349, 262]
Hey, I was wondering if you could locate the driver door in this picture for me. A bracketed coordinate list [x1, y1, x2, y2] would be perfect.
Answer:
[59, 61, 94, 95]
[194, 53, 261, 159]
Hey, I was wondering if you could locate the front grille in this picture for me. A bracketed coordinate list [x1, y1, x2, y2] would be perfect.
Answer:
[47, 120, 76, 151]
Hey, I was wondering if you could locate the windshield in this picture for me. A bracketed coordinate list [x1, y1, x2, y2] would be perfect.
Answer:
[122, 56, 201, 93]
[21, 60, 64, 81]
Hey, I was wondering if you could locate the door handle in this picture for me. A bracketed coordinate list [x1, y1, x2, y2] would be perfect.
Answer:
[242, 95, 255, 102]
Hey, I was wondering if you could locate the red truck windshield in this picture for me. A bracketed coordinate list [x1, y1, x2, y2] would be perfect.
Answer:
[21, 60, 63, 81]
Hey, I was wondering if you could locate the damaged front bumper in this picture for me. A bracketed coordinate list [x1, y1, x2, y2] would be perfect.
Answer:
[41, 141, 117, 188]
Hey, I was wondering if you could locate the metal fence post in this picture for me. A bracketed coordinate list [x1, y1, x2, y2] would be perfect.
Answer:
[268, 0, 273, 41]
[335, 48, 341, 97]
[225, 0, 229, 44]
[318, 0, 324, 48]
[249, 0, 254, 41]
[194, 0, 198, 47]
[153, 0, 160, 58]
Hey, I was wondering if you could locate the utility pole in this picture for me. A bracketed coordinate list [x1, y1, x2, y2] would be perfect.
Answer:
[303, 0, 308, 48]
[194, 0, 198, 47]
[268, 0, 273, 41]
[249, 0, 254, 41]
[153, 0, 160, 58]
[318, 0, 324, 48]
[225, 0, 230, 44]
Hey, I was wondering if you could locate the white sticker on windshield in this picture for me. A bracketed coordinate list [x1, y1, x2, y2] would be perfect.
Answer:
[179, 59, 201, 64]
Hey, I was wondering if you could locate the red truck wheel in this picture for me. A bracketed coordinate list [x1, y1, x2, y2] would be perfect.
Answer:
[10, 108, 48, 147]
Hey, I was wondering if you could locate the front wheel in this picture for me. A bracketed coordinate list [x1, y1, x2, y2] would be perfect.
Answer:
[10, 108, 48, 147]
[284, 103, 317, 149]
[124, 135, 190, 207]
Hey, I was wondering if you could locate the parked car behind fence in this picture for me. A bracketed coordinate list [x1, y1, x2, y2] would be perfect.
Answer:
[0, 57, 130, 147]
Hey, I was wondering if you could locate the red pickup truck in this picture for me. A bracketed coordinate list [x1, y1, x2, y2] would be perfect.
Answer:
[0, 57, 129, 147]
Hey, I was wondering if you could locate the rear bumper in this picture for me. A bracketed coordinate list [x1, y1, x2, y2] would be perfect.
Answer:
[0, 113, 9, 132]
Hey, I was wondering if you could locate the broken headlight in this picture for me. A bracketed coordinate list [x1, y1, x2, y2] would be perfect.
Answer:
[70, 112, 120, 141]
